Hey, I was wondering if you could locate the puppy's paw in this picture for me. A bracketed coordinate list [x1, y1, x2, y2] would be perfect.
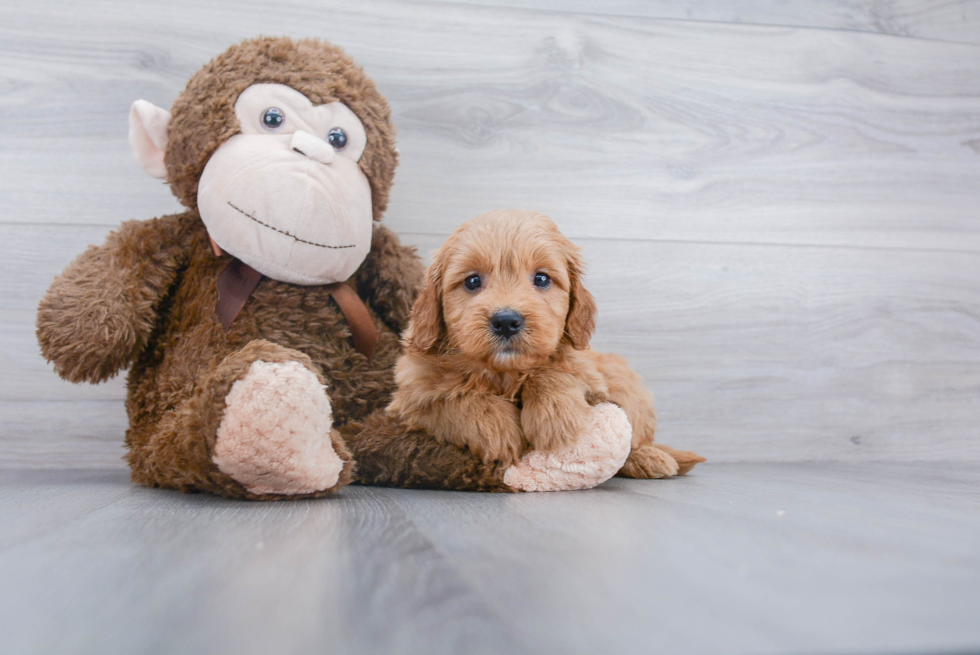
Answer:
[520, 392, 591, 453]
[652, 443, 706, 475]
[464, 399, 526, 466]
[619, 442, 680, 479]
[503, 403, 632, 492]
[212, 360, 351, 495]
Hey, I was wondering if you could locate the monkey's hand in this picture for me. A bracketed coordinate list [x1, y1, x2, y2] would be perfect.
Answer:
[504, 403, 632, 492]
[36, 214, 188, 384]
[353, 224, 425, 334]
[520, 370, 593, 453]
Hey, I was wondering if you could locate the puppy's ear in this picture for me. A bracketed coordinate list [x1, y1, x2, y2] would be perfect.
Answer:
[404, 253, 445, 353]
[563, 243, 597, 350]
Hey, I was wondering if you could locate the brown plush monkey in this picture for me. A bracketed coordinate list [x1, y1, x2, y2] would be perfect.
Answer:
[36, 37, 635, 499]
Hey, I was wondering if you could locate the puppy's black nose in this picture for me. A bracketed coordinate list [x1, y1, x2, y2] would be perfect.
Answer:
[490, 309, 524, 339]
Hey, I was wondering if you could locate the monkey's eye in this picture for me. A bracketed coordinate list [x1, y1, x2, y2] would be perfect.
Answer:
[463, 274, 482, 292]
[533, 272, 551, 289]
[327, 127, 348, 150]
[261, 107, 284, 131]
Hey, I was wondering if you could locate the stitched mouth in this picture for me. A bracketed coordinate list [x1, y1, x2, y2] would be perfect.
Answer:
[227, 202, 356, 249]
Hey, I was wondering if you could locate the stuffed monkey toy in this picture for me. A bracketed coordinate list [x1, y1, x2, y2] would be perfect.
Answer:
[36, 37, 635, 499]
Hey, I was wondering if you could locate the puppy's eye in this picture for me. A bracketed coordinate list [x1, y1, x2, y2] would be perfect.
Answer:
[463, 274, 482, 291]
[533, 272, 551, 289]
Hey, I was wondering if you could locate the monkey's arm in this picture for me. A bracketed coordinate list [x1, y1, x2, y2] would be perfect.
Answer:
[341, 411, 513, 492]
[353, 224, 425, 335]
[36, 214, 190, 383]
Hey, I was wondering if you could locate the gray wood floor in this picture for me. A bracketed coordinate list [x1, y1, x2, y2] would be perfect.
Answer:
[2, 464, 978, 655]
[2, 2, 979, 654]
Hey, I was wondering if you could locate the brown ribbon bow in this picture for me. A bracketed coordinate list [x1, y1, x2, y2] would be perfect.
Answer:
[216, 258, 379, 359]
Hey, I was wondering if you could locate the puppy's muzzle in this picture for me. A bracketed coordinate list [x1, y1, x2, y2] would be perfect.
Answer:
[490, 309, 524, 339]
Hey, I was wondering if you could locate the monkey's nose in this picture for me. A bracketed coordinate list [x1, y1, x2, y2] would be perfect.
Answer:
[490, 309, 524, 339]
[291, 130, 336, 165]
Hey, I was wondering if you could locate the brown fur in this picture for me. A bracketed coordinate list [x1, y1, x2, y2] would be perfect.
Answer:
[166, 37, 397, 221]
[388, 210, 704, 476]
[36, 37, 502, 499]
[38, 210, 416, 498]
[36, 38, 695, 497]
[345, 411, 512, 492]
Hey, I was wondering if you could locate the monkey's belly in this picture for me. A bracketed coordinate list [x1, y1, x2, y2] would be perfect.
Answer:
[126, 264, 402, 434]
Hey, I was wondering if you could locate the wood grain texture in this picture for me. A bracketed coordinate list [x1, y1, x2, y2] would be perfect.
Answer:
[1, 464, 978, 655]
[2, 0, 979, 250]
[1, 0, 979, 466]
[0, 470, 522, 655]
[430, 0, 980, 45]
[387, 463, 980, 654]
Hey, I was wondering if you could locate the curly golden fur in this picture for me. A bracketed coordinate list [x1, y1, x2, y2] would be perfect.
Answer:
[388, 210, 704, 476]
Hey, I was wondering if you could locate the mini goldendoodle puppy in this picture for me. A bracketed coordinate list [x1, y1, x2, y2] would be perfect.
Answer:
[387, 209, 704, 478]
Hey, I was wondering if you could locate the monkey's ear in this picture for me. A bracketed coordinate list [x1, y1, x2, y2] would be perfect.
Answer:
[128, 100, 172, 179]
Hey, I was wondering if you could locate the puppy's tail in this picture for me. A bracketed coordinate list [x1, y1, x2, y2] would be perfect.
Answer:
[652, 443, 706, 475]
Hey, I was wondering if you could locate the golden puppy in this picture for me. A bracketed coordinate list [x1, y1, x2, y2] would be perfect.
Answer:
[387, 209, 704, 477]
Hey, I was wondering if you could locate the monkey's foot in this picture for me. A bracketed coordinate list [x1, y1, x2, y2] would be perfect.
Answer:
[212, 360, 349, 495]
[503, 403, 632, 492]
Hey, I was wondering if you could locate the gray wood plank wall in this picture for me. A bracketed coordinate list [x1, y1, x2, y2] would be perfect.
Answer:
[2, 0, 978, 468]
